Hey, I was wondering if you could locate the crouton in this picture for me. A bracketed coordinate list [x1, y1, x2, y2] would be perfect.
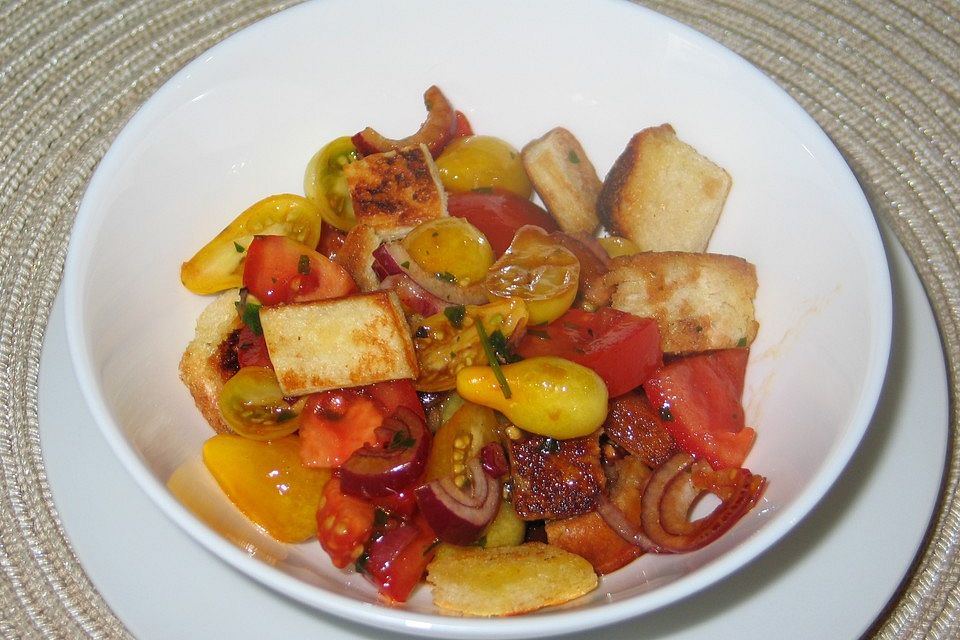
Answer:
[259, 291, 418, 396]
[508, 430, 605, 520]
[426, 543, 597, 616]
[545, 511, 643, 575]
[179, 290, 242, 433]
[604, 251, 758, 354]
[522, 127, 602, 235]
[334, 223, 382, 292]
[598, 124, 731, 252]
[344, 143, 447, 238]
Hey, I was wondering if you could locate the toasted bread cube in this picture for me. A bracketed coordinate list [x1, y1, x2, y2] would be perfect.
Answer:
[508, 430, 605, 520]
[605, 251, 758, 354]
[598, 124, 731, 252]
[334, 223, 382, 292]
[260, 291, 417, 396]
[522, 127, 602, 235]
[179, 290, 242, 434]
[545, 511, 643, 575]
[426, 543, 597, 616]
[344, 143, 447, 238]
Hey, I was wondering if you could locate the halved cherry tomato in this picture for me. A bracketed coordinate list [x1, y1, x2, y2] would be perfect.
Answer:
[316, 476, 377, 569]
[484, 225, 579, 325]
[317, 221, 347, 260]
[361, 516, 438, 602]
[436, 135, 532, 198]
[181, 194, 323, 294]
[242, 235, 357, 306]
[304, 136, 361, 231]
[218, 367, 302, 441]
[402, 217, 494, 287]
[413, 298, 529, 392]
[424, 401, 499, 482]
[643, 349, 754, 470]
[517, 307, 662, 396]
[299, 390, 383, 468]
[447, 189, 559, 256]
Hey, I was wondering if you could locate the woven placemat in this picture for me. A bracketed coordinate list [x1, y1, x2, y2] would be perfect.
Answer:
[1, 0, 957, 637]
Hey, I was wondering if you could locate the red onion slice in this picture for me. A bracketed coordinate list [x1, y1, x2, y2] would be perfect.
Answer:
[597, 496, 664, 553]
[379, 274, 446, 317]
[414, 457, 501, 545]
[339, 407, 431, 499]
[379, 242, 489, 305]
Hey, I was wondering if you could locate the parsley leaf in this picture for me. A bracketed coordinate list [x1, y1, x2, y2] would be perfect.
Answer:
[233, 241, 245, 253]
[436, 271, 457, 283]
[489, 329, 521, 363]
[388, 429, 416, 450]
[443, 305, 466, 329]
[567, 150, 580, 164]
[297, 254, 311, 275]
[235, 301, 263, 336]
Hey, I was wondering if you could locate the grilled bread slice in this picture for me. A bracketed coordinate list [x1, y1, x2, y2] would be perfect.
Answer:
[522, 127, 602, 235]
[344, 143, 447, 238]
[598, 124, 731, 252]
[260, 290, 418, 397]
[179, 290, 242, 434]
[604, 251, 757, 354]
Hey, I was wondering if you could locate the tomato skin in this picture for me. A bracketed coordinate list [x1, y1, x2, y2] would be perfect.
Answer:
[365, 379, 426, 421]
[517, 307, 662, 397]
[317, 221, 346, 260]
[242, 235, 357, 306]
[299, 390, 384, 468]
[235, 324, 272, 369]
[447, 189, 559, 256]
[643, 349, 754, 470]
[316, 477, 376, 569]
[453, 110, 474, 137]
[304, 137, 360, 231]
[362, 517, 438, 602]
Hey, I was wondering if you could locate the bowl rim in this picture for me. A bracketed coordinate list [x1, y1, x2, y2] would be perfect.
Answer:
[62, 0, 893, 637]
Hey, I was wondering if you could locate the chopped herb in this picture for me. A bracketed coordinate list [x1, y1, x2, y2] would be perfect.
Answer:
[275, 408, 298, 423]
[354, 551, 369, 574]
[436, 271, 457, 283]
[659, 403, 674, 422]
[373, 508, 390, 528]
[297, 254, 311, 275]
[489, 329, 521, 363]
[472, 186, 494, 194]
[415, 325, 429, 339]
[476, 321, 512, 399]
[474, 535, 488, 547]
[235, 301, 263, 336]
[388, 429, 416, 450]
[234, 241, 245, 253]
[737, 337, 748, 347]
[443, 305, 466, 329]
[432, 231, 440, 238]
[401, 261, 410, 269]
[526, 328, 551, 340]
[539, 438, 561, 454]
[567, 150, 580, 164]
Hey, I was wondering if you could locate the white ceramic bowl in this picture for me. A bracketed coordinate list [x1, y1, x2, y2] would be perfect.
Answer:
[64, 0, 892, 637]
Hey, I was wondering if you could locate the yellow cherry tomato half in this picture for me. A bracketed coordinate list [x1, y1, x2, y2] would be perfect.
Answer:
[598, 235, 640, 258]
[218, 366, 303, 441]
[456, 356, 609, 439]
[414, 298, 529, 392]
[303, 136, 361, 232]
[202, 434, 331, 543]
[424, 401, 500, 482]
[484, 225, 579, 325]
[181, 194, 323, 295]
[436, 135, 532, 198]
[402, 217, 495, 286]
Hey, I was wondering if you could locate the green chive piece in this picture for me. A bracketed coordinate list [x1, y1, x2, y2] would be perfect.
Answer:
[476, 321, 512, 399]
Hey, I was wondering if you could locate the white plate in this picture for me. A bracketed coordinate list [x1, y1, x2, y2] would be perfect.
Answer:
[61, 0, 896, 635]
[43, 225, 944, 639]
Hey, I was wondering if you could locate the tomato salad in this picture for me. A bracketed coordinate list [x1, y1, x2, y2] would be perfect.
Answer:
[179, 86, 766, 613]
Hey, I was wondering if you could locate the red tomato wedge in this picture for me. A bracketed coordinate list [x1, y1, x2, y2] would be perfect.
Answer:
[242, 235, 357, 306]
[299, 390, 384, 468]
[447, 189, 559, 256]
[642, 349, 754, 470]
[362, 517, 438, 602]
[365, 379, 426, 421]
[316, 476, 376, 569]
[517, 307, 662, 397]
[234, 324, 272, 369]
